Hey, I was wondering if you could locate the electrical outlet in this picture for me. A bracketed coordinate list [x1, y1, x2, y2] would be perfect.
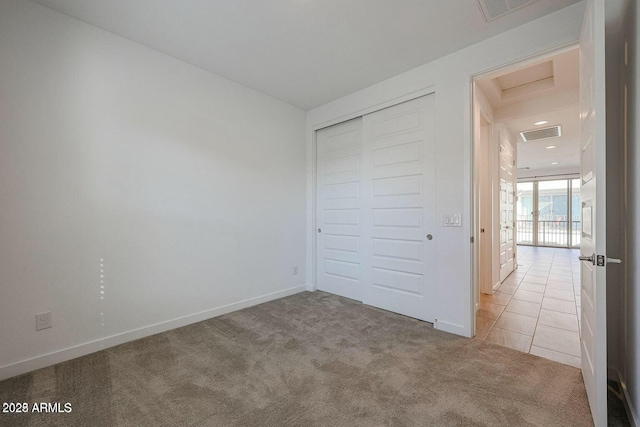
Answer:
[36, 312, 52, 331]
[293, 265, 298, 275]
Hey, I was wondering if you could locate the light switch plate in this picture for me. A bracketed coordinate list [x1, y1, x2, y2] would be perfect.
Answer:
[443, 214, 462, 227]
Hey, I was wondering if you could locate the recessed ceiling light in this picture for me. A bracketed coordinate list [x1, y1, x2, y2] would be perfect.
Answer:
[534, 120, 549, 126]
[551, 162, 558, 165]
[546, 145, 557, 149]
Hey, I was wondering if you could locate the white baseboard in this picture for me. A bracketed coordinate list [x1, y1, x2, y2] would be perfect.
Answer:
[0, 285, 307, 381]
[435, 319, 470, 337]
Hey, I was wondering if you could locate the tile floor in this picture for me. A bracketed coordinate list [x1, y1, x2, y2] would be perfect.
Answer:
[476, 245, 581, 368]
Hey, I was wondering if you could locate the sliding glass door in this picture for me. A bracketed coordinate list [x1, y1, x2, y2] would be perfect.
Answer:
[538, 180, 569, 246]
[516, 178, 580, 248]
[516, 182, 534, 245]
[571, 179, 581, 246]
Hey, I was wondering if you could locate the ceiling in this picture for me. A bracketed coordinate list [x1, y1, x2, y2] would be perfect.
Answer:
[476, 49, 579, 110]
[475, 49, 580, 177]
[506, 105, 580, 174]
[32, 0, 582, 110]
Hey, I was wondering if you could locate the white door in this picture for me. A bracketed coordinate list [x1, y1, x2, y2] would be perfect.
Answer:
[579, 0, 608, 425]
[498, 131, 516, 282]
[361, 95, 436, 322]
[316, 118, 363, 301]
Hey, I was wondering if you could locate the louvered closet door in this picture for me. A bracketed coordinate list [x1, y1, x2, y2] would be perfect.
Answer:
[316, 118, 363, 301]
[361, 94, 436, 322]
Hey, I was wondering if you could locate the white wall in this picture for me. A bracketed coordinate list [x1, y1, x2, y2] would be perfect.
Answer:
[306, 2, 585, 337]
[622, 0, 640, 422]
[0, 0, 307, 380]
[605, 0, 627, 389]
[599, 0, 640, 423]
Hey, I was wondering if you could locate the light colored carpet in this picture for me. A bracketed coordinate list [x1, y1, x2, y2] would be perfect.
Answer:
[0, 291, 595, 426]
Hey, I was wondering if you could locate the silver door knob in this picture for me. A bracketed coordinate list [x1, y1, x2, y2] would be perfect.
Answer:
[579, 254, 595, 264]
[427, 234, 433, 240]
[607, 258, 622, 264]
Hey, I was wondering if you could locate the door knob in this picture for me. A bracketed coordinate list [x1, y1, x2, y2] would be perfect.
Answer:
[427, 234, 433, 240]
[578, 254, 595, 265]
[317, 228, 321, 233]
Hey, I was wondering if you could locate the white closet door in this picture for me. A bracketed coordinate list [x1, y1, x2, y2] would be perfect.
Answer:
[316, 118, 363, 301]
[361, 94, 436, 322]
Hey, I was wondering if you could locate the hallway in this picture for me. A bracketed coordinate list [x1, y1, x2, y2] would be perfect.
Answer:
[476, 246, 581, 368]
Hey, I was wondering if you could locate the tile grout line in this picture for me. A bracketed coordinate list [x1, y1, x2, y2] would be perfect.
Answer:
[529, 248, 581, 359]
[480, 247, 582, 360]
[528, 248, 554, 354]
[481, 261, 526, 342]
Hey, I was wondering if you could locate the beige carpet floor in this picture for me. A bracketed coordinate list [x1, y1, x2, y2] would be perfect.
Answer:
[0, 291, 596, 426]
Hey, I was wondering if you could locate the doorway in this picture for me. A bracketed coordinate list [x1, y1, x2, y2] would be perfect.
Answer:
[471, 2, 616, 424]
[472, 46, 583, 368]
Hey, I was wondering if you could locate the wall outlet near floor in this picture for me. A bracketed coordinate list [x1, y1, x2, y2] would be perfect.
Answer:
[36, 312, 52, 331]
[293, 265, 298, 275]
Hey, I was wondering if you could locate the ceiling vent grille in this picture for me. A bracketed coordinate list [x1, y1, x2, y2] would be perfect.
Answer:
[477, 0, 539, 22]
[520, 125, 562, 142]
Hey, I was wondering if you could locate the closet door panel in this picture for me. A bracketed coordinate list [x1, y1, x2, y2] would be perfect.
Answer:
[361, 94, 436, 322]
[316, 118, 363, 301]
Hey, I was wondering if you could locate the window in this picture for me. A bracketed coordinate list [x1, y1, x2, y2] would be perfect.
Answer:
[516, 178, 580, 248]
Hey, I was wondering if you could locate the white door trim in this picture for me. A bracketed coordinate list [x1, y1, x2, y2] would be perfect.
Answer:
[310, 86, 437, 133]
[476, 108, 494, 298]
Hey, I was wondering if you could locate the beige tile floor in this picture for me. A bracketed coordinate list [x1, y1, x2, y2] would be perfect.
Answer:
[476, 245, 581, 368]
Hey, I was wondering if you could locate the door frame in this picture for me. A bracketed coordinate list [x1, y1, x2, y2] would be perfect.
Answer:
[469, 43, 579, 334]
[310, 85, 436, 293]
[474, 108, 494, 299]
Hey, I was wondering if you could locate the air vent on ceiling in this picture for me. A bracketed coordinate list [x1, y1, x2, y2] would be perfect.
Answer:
[520, 125, 562, 142]
[477, 0, 539, 22]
